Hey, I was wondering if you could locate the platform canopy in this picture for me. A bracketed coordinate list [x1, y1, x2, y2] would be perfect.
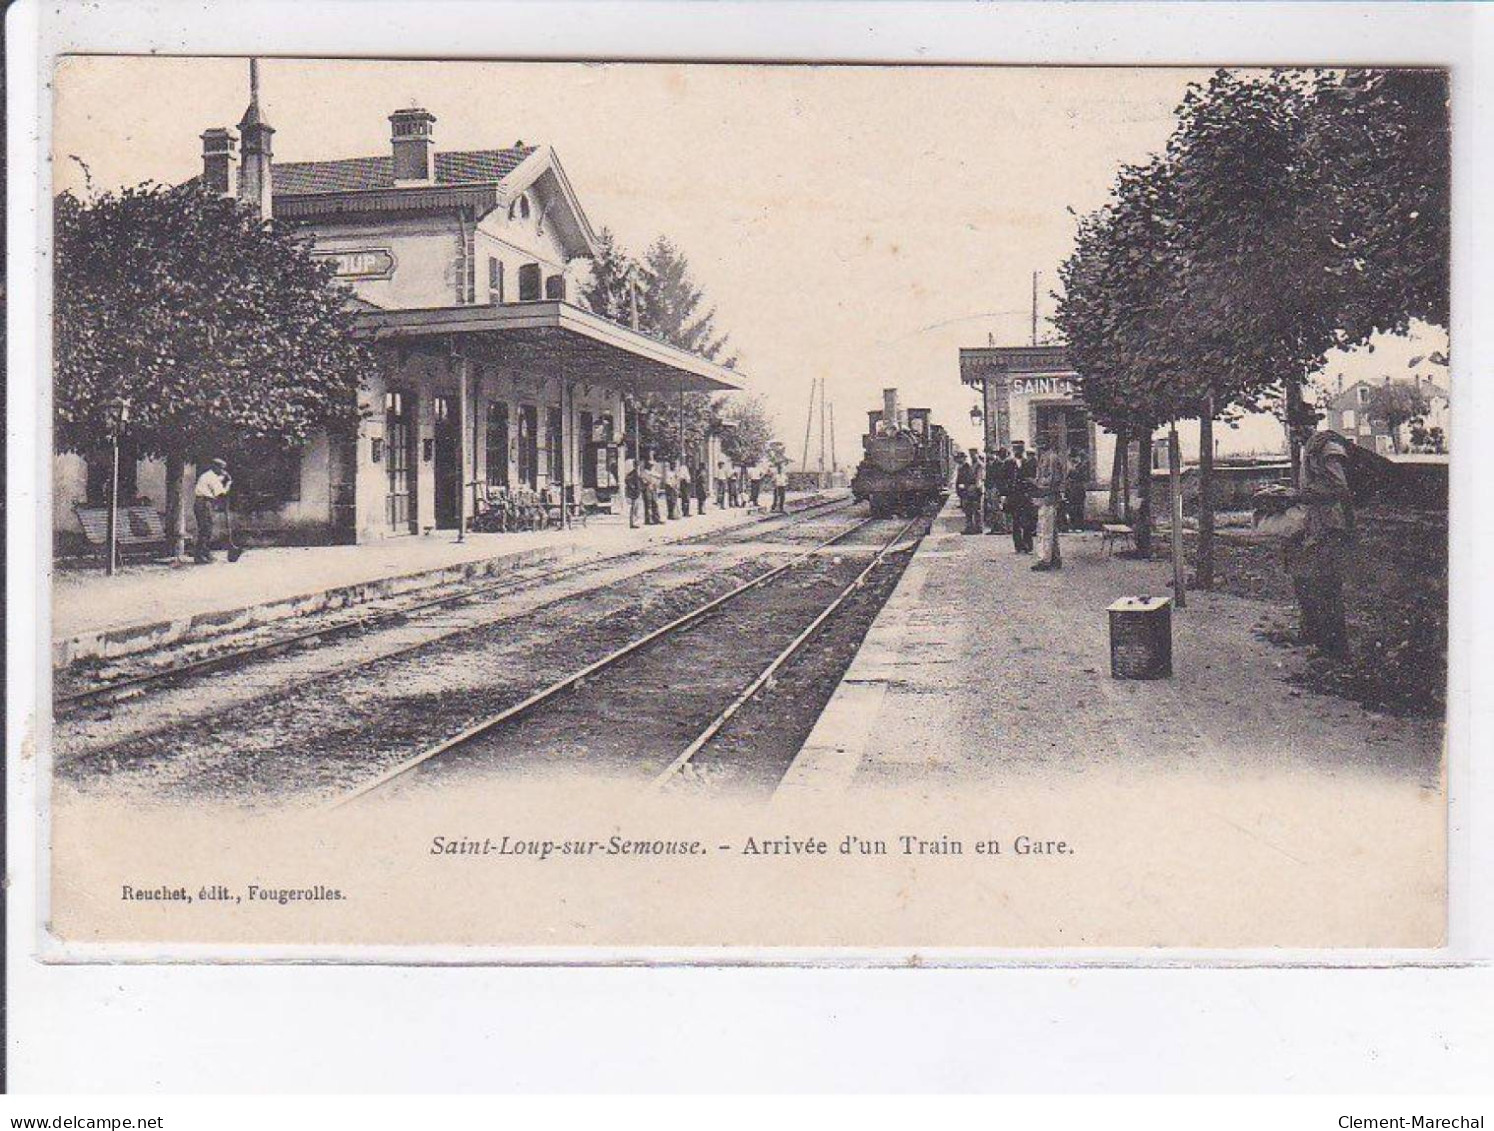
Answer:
[353, 300, 744, 395]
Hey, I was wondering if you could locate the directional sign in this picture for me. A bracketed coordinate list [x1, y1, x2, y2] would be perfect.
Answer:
[313, 248, 396, 279]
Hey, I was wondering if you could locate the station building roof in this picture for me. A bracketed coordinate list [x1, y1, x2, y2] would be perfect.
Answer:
[274, 146, 537, 196]
[354, 300, 745, 396]
[959, 344, 1075, 387]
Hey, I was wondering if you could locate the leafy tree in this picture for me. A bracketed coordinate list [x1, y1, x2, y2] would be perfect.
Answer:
[54, 183, 371, 554]
[580, 230, 753, 468]
[1056, 67, 1449, 581]
[1365, 382, 1430, 454]
[715, 394, 775, 467]
[1408, 423, 1446, 454]
[1054, 159, 1191, 555]
[1162, 71, 1342, 584]
[582, 226, 635, 325]
[638, 236, 734, 363]
[1301, 69, 1450, 344]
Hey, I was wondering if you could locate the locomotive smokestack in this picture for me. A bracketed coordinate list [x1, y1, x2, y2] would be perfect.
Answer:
[883, 388, 900, 431]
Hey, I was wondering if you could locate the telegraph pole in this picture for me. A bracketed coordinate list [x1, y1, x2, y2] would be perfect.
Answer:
[818, 379, 828, 484]
[801, 378, 816, 474]
[829, 403, 837, 474]
[1031, 270, 1039, 347]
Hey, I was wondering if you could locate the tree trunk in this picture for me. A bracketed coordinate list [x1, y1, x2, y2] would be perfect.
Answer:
[1108, 425, 1127, 521]
[1197, 402, 1215, 590]
[1168, 425, 1186, 609]
[164, 452, 187, 560]
[1285, 377, 1303, 483]
[1135, 431, 1153, 556]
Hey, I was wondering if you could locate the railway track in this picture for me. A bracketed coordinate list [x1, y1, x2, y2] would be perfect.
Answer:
[331, 511, 926, 808]
[55, 493, 857, 717]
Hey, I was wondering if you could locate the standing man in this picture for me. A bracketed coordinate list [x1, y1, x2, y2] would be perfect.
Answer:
[192, 457, 232, 564]
[749, 461, 765, 507]
[955, 451, 980, 534]
[987, 447, 1014, 535]
[1004, 452, 1036, 554]
[968, 448, 986, 533]
[694, 462, 709, 515]
[663, 459, 680, 520]
[641, 457, 663, 525]
[1284, 414, 1355, 658]
[727, 465, 742, 508]
[1064, 450, 1089, 532]
[625, 460, 642, 528]
[772, 462, 789, 513]
[715, 460, 729, 509]
[677, 460, 693, 517]
[1032, 433, 1065, 571]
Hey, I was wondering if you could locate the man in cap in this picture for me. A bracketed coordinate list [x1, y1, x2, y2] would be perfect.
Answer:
[1284, 408, 1355, 658]
[192, 457, 232, 563]
[955, 451, 980, 534]
[1031, 429, 1066, 571]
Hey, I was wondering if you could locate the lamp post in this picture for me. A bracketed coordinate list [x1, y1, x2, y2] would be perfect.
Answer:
[105, 397, 132, 576]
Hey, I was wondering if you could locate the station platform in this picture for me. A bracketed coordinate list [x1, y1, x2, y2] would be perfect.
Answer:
[780, 497, 1444, 797]
[53, 491, 839, 668]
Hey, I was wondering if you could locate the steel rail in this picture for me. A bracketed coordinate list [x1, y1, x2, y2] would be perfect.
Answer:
[328, 513, 883, 809]
[56, 493, 857, 715]
[647, 512, 925, 792]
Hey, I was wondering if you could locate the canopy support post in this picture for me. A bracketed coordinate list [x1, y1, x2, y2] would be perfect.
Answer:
[454, 338, 469, 543]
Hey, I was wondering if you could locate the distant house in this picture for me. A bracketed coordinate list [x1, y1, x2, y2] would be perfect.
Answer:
[1322, 376, 1450, 456]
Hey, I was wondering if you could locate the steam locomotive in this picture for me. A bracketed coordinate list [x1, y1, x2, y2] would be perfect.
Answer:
[850, 388, 956, 516]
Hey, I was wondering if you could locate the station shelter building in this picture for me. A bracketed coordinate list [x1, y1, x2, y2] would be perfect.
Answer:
[55, 84, 741, 548]
[958, 344, 1115, 495]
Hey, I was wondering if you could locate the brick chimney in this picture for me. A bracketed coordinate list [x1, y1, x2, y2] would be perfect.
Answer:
[237, 60, 274, 221]
[200, 128, 239, 197]
[390, 108, 437, 184]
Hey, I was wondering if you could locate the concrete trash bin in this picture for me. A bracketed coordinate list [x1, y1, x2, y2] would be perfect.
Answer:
[1107, 595, 1173, 679]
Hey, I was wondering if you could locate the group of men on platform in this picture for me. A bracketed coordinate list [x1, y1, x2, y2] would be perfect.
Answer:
[625, 456, 789, 527]
[955, 435, 1089, 572]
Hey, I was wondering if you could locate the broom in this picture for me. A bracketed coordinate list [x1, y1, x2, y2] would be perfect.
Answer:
[225, 493, 245, 562]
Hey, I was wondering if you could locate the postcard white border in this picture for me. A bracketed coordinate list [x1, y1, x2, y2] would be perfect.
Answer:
[8, 0, 1493, 1092]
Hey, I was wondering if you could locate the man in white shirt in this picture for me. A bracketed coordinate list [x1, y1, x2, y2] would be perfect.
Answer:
[772, 463, 789, 513]
[193, 457, 232, 563]
[677, 461, 693, 517]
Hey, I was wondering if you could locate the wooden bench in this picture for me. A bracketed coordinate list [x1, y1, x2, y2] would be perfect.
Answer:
[73, 504, 169, 563]
[539, 487, 587, 529]
[1100, 523, 1136, 557]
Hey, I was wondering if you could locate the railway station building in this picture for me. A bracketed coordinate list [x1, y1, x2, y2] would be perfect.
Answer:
[55, 78, 741, 547]
[958, 344, 1114, 493]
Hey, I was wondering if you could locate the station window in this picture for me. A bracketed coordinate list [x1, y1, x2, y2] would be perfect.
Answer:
[518, 263, 542, 302]
[545, 274, 566, 301]
[488, 258, 504, 304]
[486, 402, 510, 487]
[233, 445, 303, 508]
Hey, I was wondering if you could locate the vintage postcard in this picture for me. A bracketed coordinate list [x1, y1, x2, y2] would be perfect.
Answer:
[43, 56, 1450, 954]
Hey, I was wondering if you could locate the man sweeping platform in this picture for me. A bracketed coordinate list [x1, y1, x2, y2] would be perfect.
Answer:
[192, 457, 237, 564]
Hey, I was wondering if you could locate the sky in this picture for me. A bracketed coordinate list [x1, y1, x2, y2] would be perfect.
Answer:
[52, 57, 1444, 466]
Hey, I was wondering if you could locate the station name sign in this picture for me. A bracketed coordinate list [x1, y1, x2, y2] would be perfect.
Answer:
[1010, 375, 1082, 399]
[312, 248, 396, 280]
